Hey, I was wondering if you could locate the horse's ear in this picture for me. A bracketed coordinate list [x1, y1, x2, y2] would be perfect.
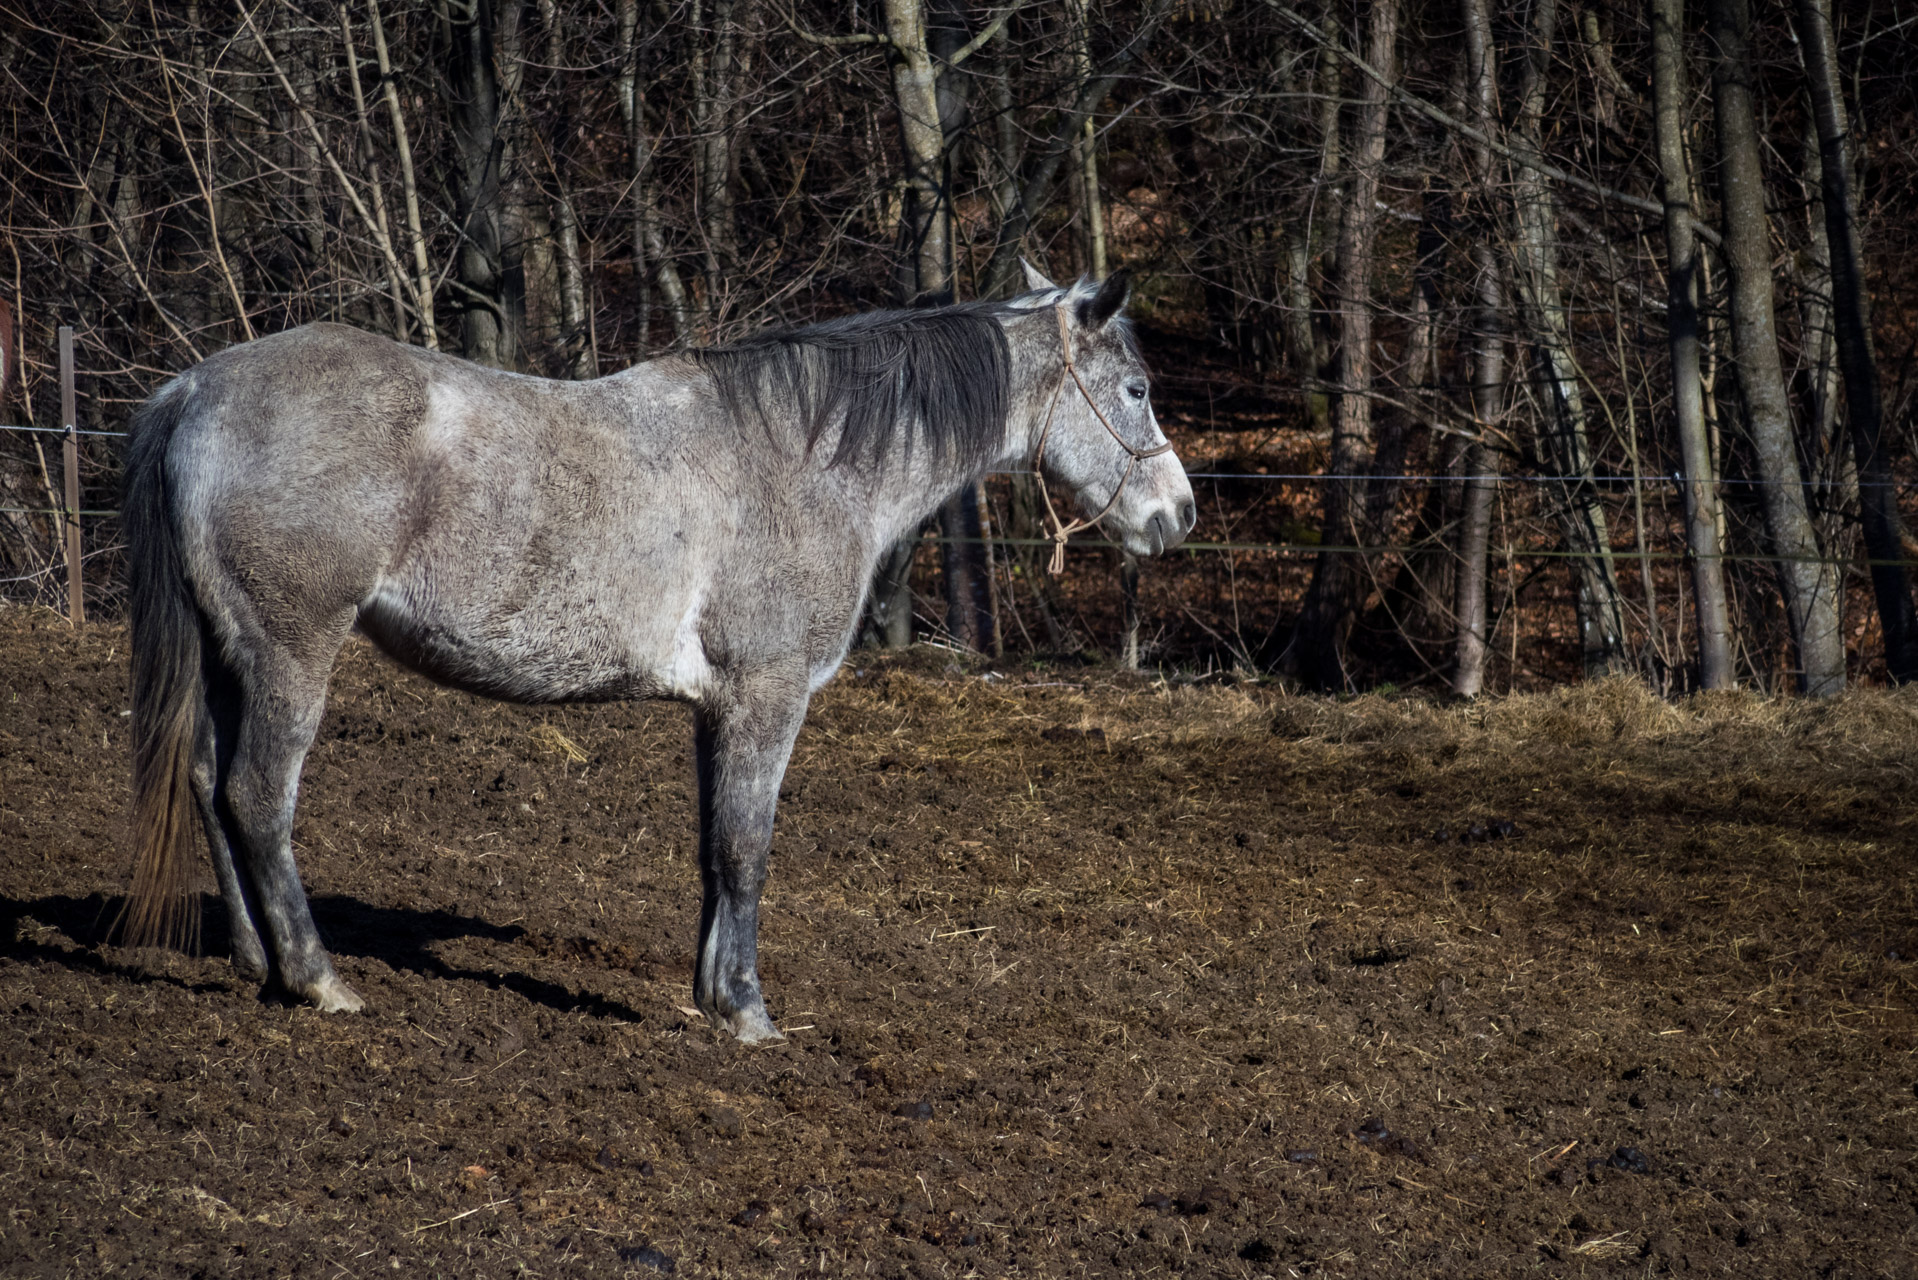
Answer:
[1075, 269, 1131, 329]
[1020, 258, 1058, 293]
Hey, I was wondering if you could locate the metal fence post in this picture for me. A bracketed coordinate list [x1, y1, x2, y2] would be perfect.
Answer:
[59, 325, 83, 625]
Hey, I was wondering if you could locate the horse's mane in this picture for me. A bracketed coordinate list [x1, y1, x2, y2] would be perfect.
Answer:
[691, 300, 1015, 471]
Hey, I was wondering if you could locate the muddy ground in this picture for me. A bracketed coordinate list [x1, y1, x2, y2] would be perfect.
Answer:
[3, 609, 1917, 1278]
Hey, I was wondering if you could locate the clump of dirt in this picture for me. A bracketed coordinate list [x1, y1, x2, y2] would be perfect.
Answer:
[2, 607, 1915, 1277]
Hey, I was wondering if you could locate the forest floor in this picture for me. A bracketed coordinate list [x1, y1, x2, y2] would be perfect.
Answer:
[3, 608, 1916, 1278]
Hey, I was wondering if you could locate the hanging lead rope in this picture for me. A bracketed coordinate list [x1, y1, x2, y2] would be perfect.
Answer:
[1030, 306, 1175, 575]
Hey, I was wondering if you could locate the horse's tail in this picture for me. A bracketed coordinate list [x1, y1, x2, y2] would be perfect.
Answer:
[117, 378, 205, 953]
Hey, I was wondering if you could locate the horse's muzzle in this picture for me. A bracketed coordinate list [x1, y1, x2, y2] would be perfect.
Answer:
[1145, 499, 1197, 555]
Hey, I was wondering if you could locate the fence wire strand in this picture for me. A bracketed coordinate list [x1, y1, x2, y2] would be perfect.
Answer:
[6, 425, 1916, 570]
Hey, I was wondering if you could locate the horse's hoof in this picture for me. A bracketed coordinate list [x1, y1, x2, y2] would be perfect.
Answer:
[308, 975, 366, 1013]
[721, 1005, 785, 1046]
[231, 955, 269, 984]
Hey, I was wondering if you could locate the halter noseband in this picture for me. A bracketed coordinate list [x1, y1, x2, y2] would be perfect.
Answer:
[1031, 305, 1175, 576]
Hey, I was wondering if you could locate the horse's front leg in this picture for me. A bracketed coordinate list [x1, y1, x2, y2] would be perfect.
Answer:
[691, 683, 806, 1045]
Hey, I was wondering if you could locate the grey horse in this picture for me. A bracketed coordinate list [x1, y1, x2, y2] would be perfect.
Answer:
[119, 267, 1194, 1043]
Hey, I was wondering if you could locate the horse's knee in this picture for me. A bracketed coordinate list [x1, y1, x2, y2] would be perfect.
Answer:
[221, 765, 292, 837]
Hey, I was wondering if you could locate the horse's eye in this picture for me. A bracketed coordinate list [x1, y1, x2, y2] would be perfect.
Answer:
[1127, 381, 1148, 401]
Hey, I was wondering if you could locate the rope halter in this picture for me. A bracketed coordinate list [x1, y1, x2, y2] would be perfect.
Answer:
[1031, 305, 1175, 576]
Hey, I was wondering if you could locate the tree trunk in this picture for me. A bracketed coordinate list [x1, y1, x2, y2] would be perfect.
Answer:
[279, 14, 329, 288]
[859, 0, 955, 650]
[538, 0, 594, 378]
[933, 0, 995, 653]
[888, 0, 953, 304]
[1796, 0, 1917, 680]
[979, 40, 1068, 650]
[1283, 24, 1339, 440]
[1452, 0, 1501, 697]
[871, 0, 994, 653]
[1795, 117, 1842, 480]
[1794, 116, 1853, 585]
[1283, 0, 1398, 691]
[979, 6, 1167, 299]
[1708, 0, 1845, 695]
[448, 0, 510, 367]
[691, 0, 740, 331]
[866, 541, 917, 649]
[1120, 553, 1141, 668]
[1508, 0, 1628, 679]
[1067, 0, 1106, 280]
[616, 0, 694, 350]
[337, 3, 405, 340]
[1651, 0, 1734, 688]
[935, 0, 997, 656]
[369, 0, 437, 349]
[494, 2, 540, 371]
[938, 487, 994, 652]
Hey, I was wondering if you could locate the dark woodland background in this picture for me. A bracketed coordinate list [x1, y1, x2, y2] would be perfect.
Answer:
[2, 0, 1914, 695]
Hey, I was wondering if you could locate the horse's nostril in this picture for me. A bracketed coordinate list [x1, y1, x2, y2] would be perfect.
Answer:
[1179, 500, 1197, 532]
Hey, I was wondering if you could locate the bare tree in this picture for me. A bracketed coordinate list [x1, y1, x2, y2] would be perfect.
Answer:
[1796, 0, 1917, 681]
[5, 0, 1913, 691]
[1281, 0, 1399, 691]
[1507, 0, 1627, 679]
[616, 0, 695, 349]
[692, 0, 742, 332]
[447, 0, 514, 367]
[368, 0, 439, 350]
[537, 0, 596, 378]
[1652, 0, 1733, 688]
[1708, 0, 1844, 695]
[1451, 0, 1503, 697]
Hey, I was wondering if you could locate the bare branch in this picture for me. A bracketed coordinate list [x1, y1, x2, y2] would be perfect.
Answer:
[1258, 0, 1723, 247]
[782, 6, 891, 49]
[235, 0, 421, 329]
[942, 4, 1019, 72]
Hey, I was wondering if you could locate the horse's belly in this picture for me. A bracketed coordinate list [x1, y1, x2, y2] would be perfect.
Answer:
[355, 587, 686, 704]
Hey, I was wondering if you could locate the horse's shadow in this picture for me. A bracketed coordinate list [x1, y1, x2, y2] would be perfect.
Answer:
[0, 890, 652, 1023]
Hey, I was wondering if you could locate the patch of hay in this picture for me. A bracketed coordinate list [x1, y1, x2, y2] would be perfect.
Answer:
[529, 723, 588, 764]
[1480, 676, 1682, 748]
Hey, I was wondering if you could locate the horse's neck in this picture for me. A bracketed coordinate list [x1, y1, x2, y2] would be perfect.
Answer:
[867, 354, 1055, 546]
[864, 445, 1003, 553]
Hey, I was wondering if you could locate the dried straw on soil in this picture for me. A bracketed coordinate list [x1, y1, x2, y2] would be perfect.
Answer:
[2, 610, 1915, 1278]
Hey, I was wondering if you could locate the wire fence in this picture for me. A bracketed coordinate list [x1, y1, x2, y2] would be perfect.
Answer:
[8, 401, 1918, 698]
[9, 423, 1915, 489]
[8, 419, 1914, 570]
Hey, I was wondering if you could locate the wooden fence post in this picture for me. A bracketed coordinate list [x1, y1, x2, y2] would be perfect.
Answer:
[59, 325, 83, 625]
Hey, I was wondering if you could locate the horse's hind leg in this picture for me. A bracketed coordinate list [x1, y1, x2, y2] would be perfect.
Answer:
[222, 615, 362, 1012]
[192, 652, 268, 981]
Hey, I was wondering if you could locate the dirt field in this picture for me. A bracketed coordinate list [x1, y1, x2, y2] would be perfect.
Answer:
[3, 608, 1917, 1278]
